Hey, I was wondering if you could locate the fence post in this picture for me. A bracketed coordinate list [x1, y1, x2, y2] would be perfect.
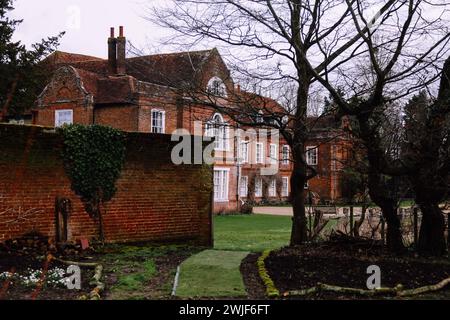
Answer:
[413, 207, 418, 248]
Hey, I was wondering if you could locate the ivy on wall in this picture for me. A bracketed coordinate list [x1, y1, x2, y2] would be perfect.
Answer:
[59, 124, 126, 240]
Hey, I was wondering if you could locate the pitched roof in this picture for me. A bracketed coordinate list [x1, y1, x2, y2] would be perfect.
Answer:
[124, 49, 214, 87]
[44, 49, 215, 88]
[44, 51, 104, 64]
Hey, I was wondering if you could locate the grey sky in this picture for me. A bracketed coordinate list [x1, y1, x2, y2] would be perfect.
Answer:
[10, 0, 173, 58]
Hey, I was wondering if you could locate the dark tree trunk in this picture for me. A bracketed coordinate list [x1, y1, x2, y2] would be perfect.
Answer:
[290, 165, 307, 245]
[367, 172, 405, 252]
[380, 203, 404, 252]
[418, 203, 446, 256]
[288, 76, 311, 246]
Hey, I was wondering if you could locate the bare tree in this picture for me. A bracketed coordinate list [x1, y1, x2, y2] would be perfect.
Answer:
[401, 58, 450, 255]
[304, 1, 450, 253]
[149, 0, 449, 251]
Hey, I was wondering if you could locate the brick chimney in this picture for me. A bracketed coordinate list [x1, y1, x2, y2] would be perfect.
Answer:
[116, 26, 126, 75]
[108, 27, 117, 75]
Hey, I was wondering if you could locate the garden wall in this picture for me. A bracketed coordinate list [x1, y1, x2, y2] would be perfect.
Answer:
[0, 124, 213, 246]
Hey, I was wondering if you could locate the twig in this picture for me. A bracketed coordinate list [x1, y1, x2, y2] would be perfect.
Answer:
[285, 277, 450, 298]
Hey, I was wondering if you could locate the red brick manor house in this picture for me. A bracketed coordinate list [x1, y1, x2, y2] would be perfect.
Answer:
[31, 27, 351, 213]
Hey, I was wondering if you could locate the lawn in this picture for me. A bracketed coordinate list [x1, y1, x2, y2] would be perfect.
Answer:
[214, 214, 292, 252]
[99, 244, 199, 300]
[175, 250, 249, 298]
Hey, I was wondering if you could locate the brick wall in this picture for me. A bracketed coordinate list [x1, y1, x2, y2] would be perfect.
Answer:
[95, 105, 139, 132]
[0, 124, 213, 246]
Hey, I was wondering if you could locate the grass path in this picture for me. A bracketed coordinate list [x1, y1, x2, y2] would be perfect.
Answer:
[214, 214, 292, 252]
[175, 250, 250, 298]
[175, 215, 293, 298]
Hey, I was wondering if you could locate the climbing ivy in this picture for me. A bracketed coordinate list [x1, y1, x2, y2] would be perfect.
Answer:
[59, 125, 126, 229]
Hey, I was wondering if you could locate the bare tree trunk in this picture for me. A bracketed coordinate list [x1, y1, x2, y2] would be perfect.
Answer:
[380, 203, 404, 252]
[290, 161, 308, 245]
[418, 203, 446, 256]
[368, 172, 404, 252]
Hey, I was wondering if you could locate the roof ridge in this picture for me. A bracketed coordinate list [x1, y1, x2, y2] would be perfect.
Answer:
[51, 50, 105, 61]
[126, 49, 215, 60]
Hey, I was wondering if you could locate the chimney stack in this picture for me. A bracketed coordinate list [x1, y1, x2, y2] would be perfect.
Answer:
[108, 27, 117, 75]
[116, 26, 126, 75]
[107, 26, 126, 76]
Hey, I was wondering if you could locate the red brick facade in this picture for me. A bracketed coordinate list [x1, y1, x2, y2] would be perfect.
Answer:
[32, 27, 352, 213]
[0, 124, 213, 245]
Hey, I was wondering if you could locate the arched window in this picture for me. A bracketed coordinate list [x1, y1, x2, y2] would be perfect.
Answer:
[205, 113, 229, 150]
[256, 110, 264, 123]
[207, 77, 227, 97]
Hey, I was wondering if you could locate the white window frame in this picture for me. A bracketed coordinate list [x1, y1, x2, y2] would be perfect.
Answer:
[256, 110, 264, 123]
[239, 176, 248, 197]
[151, 109, 166, 134]
[269, 143, 278, 164]
[268, 179, 277, 197]
[255, 177, 263, 198]
[207, 76, 227, 97]
[239, 141, 249, 164]
[282, 177, 289, 197]
[205, 113, 229, 151]
[214, 168, 229, 202]
[55, 109, 73, 127]
[256, 142, 264, 164]
[282, 145, 290, 165]
[306, 146, 318, 166]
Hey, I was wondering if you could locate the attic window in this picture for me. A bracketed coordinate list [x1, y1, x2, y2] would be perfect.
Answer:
[207, 77, 227, 97]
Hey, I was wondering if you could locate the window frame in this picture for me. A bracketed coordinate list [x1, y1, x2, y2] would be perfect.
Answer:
[269, 143, 278, 164]
[255, 177, 263, 198]
[282, 177, 289, 197]
[205, 113, 229, 151]
[282, 145, 290, 165]
[207, 77, 227, 97]
[239, 176, 248, 197]
[306, 146, 318, 166]
[256, 142, 264, 164]
[55, 109, 73, 127]
[268, 179, 277, 197]
[151, 109, 166, 134]
[213, 168, 230, 202]
[239, 140, 249, 164]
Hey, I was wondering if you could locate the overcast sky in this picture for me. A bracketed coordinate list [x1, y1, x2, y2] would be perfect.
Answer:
[10, 0, 174, 58]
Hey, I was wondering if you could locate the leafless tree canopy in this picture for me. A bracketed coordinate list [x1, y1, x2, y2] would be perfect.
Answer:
[149, 0, 450, 249]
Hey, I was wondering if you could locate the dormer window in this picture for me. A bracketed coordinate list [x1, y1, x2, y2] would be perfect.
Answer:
[207, 77, 227, 97]
[256, 110, 264, 123]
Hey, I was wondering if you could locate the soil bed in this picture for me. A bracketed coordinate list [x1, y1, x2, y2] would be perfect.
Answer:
[0, 252, 94, 300]
[240, 253, 267, 299]
[243, 241, 450, 300]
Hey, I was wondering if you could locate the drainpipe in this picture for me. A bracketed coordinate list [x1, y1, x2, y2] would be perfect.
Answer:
[235, 124, 241, 212]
